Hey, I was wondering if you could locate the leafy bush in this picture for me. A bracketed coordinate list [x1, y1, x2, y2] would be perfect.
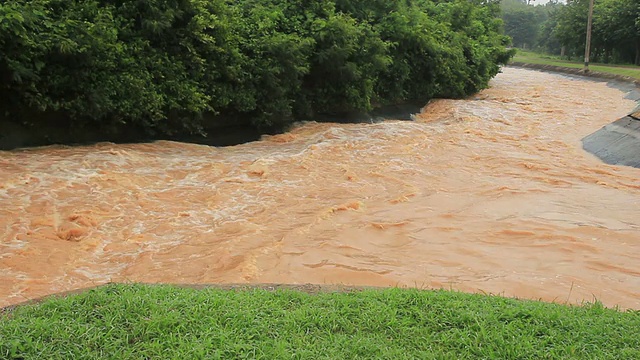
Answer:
[0, 0, 512, 143]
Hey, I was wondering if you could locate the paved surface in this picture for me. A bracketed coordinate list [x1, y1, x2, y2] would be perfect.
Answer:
[582, 115, 640, 168]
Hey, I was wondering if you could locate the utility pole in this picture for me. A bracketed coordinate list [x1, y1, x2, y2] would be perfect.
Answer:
[584, 0, 595, 72]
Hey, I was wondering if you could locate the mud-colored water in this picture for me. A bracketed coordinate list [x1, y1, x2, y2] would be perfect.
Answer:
[1, 67, 639, 309]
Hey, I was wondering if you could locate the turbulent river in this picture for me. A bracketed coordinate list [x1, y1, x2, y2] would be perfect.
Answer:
[1, 67, 639, 309]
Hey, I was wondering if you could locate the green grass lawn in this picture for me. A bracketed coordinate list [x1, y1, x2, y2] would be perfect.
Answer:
[512, 50, 640, 80]
[1, 284, 639, 359]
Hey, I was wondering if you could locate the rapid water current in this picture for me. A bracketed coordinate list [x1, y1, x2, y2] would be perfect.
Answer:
[1, 67, 639, 308]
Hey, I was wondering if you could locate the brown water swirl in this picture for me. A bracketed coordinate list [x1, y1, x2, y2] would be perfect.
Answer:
[1, 67, 639, 308]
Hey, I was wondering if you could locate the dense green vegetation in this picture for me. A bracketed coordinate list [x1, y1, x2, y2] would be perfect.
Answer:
[0, 0, 512, 144]
[1, 284, 639, 359]
[501, 0, 562, 51]
[501, 0, 640, 65]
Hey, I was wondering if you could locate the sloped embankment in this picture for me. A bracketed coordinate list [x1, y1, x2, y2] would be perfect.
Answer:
[507, 63, 640, 169]
[582, 111, 640, 168]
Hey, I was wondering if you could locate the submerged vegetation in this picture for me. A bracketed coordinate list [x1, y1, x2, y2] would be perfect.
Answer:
[2, 284, 639, 359]
[0, 0, 512, 145]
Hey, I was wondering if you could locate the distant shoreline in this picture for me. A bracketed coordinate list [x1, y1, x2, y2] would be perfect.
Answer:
[507, 62, 640, 88]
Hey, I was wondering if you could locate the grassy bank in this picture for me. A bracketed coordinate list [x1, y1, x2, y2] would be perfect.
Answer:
[1, 284, 639, 359]
[512, 50, 640, 80]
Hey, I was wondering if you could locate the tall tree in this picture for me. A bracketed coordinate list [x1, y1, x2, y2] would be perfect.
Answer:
[553, 0, 639, 64]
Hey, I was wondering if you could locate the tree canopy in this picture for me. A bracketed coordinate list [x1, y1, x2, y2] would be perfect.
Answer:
[0, 0, 512, 146]
[501, 0, 640, 65]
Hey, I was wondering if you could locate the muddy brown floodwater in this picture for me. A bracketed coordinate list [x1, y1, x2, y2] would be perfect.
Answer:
[1, 67, 639, 309]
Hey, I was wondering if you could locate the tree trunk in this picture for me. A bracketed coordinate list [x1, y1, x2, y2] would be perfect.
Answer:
[636, 39, 640, 66]
[561, 46, 566, 57]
